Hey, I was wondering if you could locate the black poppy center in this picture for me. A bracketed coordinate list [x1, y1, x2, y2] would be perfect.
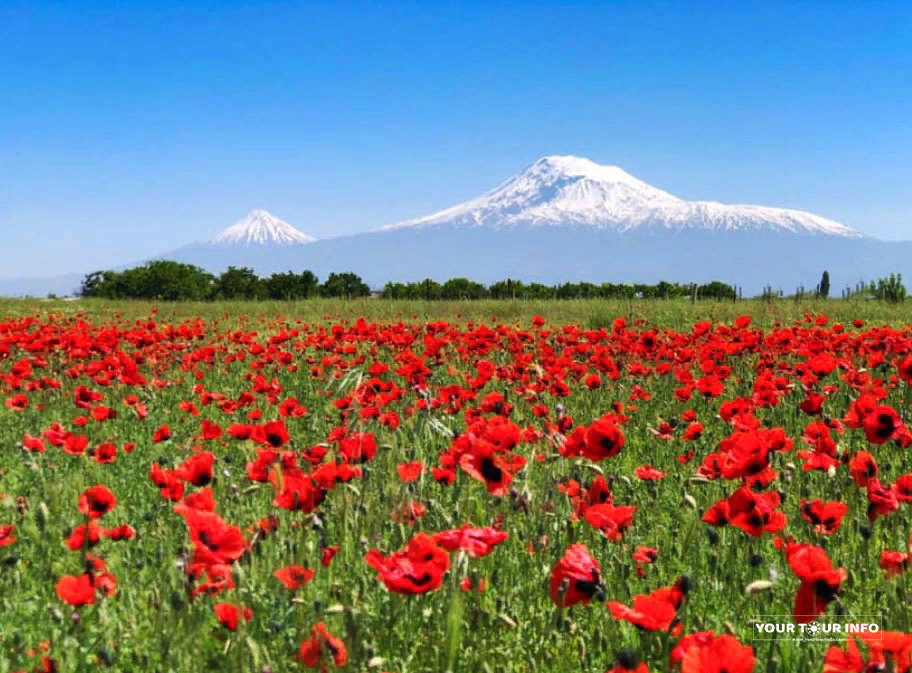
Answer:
[480, 457, 503, 483]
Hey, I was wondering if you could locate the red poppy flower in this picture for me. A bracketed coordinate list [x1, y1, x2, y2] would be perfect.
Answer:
[866, 479, 900, 522]
[321, 545, 339, 567]
[213, 603, 252, 631]
[848, 451, 878, 487]
[431, 525, 508, 558]
[893, 474, 912, 502]
[338, 432, 376, 463]
[296, 622, 347, 671]
[725, 487, 787, 537]
[63, 434, 89, 456]
[785, 543, 847, 624]
[65, 522, 101, 551]
[459, 443, 523, 497]
[262, 420, 290, 448]
[863, 406, 902, 445]
[432, 467, 455, 485]
[583, 419, 626, 461]
[22, 434, 44, 453]
[584, 503, 637, 541]
[0, 525, 15, 547]
[633, 547, 658, 564]
[823, 631, 912, 672]
[55, 574, 95, 607]
[271, 468, 324, 513]
[365, 533, 450, 594]
[91, 406, 116, 422]
[634, 465, 667, 481]
[798, 394, 825, 416]
[678, 632, 756, 673]
[274, 565, 315, 590]
[174, 488, 217, 515]
[199, 420, 222, 440]
[5, 394, 28, 411]
[176, 452, 215, 487]
[879, 550, 910, 579]
[800, 499, 848, 535]
[396, 461, 424, 483]
[181, 509, 246, 567]
[608, 577, 689, 631]
[152, 425, 171, 443]
[549, 543, 602, 608]
[78, 486, 116, 520]
[101, 524, 135, 541]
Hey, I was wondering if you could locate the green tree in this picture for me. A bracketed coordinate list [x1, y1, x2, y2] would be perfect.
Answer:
[818, 270, 830, 299]
[263, 270, 319, 299]
[320, 272, 370, 298]
[215, 266, 263, 300]
[874, 273, 906, 303]
[440, 277, 487, 300]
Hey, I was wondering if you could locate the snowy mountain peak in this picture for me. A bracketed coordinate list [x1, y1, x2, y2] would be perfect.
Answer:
[530, 155, 659, 187]
[379, 155, 861, 238]
[210, 210, 317, 246]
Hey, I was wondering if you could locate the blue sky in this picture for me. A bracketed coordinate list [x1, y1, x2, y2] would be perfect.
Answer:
[1, 1, 910, 277]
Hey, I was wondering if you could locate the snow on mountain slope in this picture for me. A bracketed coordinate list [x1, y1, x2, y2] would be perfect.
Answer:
[210, 209, 317, 245]
[379, 155, 862, 237]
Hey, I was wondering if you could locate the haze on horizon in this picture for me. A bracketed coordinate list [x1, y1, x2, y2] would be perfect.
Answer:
[1, 1, 910, 278]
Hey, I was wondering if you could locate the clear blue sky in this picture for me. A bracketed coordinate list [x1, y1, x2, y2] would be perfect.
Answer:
[1, 1, 910, 277]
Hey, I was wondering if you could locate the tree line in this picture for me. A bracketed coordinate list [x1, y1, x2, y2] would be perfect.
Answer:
[382, 278, 738, 301]
[79, 262, 369, 300]
[78, 261, 741, 302]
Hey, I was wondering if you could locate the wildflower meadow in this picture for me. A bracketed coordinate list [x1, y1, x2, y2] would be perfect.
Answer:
[1, 298, 911, 673]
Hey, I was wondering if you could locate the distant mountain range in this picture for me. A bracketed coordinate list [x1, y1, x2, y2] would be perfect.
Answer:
[1, 155, 908, 297]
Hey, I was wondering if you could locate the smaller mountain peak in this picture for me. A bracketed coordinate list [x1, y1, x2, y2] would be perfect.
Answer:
[210, 210, 317, 246]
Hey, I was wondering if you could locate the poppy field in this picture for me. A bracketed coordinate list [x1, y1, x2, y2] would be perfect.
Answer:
[2, 298, 912, 673]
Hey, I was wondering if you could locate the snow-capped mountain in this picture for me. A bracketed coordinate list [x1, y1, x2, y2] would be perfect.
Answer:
[211, 209, 317, 246]
[381, 155, 862, 238]
[2, 156, 907, 298]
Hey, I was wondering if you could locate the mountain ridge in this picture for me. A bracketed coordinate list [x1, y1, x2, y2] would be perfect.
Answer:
[379, 155, 862, 238]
